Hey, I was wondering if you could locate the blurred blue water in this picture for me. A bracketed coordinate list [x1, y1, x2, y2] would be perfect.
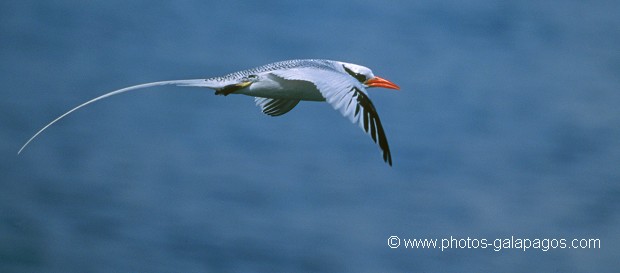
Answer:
[1, 0, 619, 272]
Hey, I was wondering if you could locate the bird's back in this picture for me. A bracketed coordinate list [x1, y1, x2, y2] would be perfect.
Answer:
[206, 59, 338, 83]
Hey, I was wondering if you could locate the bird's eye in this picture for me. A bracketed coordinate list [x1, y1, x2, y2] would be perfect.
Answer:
[343, 65, 366, 83]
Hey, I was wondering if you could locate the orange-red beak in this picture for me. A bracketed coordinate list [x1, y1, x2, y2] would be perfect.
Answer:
[364, 76, 400, 90]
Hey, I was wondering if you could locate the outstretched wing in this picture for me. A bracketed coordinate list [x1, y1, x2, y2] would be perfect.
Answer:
[254, 98, 300, 116]
[271, 68, 392, 166]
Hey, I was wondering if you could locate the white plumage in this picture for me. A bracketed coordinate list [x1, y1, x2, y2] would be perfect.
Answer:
[18, 59, 400, 165]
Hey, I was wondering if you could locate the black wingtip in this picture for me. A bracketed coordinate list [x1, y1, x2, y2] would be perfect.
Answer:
[353, 87, 393, 167]
[385, 152, 393, 166]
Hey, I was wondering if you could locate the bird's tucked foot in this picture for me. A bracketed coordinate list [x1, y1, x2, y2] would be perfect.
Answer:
[215, 81, 252, 96]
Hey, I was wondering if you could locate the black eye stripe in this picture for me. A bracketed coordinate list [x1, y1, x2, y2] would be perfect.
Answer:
[343, 65, 366, 83]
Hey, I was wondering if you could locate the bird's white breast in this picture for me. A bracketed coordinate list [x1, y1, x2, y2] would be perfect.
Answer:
[237, 73, 326, 101]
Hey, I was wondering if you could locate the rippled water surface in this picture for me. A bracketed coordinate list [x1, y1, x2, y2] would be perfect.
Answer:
[1, 1, 619, 272]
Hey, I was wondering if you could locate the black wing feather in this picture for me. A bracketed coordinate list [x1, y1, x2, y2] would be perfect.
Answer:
[353, 87, 392, 166]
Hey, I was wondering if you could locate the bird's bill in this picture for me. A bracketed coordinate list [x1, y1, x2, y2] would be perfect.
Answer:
[364, 76, 400, 90]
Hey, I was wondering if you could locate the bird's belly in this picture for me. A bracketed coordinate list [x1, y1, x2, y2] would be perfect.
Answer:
[237, 76, 325, 101]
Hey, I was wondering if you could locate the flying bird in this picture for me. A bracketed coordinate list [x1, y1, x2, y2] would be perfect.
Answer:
[18, 59, 400, 165]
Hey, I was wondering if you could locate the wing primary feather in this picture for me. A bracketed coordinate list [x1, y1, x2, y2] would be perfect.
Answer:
[353, 87, 392, 166]
[363, 109, 370, 132]
[370, 116, 377, 142]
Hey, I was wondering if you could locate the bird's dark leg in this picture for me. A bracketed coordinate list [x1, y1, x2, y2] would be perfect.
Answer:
[215, 81, 252, 96]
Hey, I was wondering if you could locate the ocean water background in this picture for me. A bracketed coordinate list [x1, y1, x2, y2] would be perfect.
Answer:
[1, 0, 619, 272]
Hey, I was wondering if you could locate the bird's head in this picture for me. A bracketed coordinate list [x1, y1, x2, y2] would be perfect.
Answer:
[339, 62, 400, 90]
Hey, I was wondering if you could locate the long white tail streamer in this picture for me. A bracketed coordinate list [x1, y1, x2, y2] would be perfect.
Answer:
[18, 79, 209, 155]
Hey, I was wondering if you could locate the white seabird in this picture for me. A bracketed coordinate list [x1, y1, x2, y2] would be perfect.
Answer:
[18, 59, 400, 165]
